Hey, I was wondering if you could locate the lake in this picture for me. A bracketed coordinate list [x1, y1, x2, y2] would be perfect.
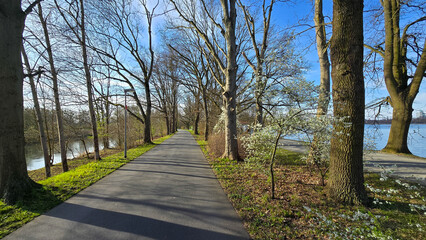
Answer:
[286, 124, 426, 158]
[26, 139, 117, 171]
[365, 124, 426, 158]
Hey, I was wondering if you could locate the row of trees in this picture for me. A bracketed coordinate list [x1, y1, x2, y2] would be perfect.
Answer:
[0, 0, 424, 205]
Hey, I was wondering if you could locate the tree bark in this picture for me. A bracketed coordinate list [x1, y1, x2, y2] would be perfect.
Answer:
[221, 0, 239, 161]
[328, 0, 367, 204]
[0, 1, 37, 204]
[37, 2, 68, 171]
[22, 47, 51, 178]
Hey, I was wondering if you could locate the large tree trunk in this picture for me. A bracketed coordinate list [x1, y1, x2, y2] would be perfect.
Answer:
[0, 1, 37, 204]
[384, 99, 412, 153]
[38, 3, 68, 171]
[79, 0, 101, 160]
[22, 47, 51, 178]
[381, 0, 426, 154]
[221, 0, 239, 161]
[328, 0, 367, 204]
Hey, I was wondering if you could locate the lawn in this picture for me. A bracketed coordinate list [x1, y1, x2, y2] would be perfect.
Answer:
[0, 135, 171, 239]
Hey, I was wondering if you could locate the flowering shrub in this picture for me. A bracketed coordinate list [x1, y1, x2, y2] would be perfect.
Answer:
[241, 124, 278, 169]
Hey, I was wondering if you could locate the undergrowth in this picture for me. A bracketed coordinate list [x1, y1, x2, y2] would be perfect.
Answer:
[191, 132, 426, 239]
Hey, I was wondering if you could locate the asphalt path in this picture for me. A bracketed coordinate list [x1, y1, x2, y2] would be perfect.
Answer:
[6, 131, 250, 240]
[279, 139, 426, 185]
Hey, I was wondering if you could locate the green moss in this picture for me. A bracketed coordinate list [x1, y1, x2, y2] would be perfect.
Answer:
[0, 135, 171, 239]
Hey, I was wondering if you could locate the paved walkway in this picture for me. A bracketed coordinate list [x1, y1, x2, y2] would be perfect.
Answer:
[279, 139, 426, 185]
[6, 131, 250, 240]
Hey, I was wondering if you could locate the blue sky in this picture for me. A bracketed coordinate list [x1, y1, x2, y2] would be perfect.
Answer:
[269, 0, 426, 119]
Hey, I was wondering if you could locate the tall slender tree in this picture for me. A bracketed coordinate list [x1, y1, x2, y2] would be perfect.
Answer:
[22, 47, 51, 177]
[328, 0, 367, 204]
[238, 0, 275, 126]
[37, 2, 68, 171]
[0, 0, 41, 204]
[54, 0, 101, 160]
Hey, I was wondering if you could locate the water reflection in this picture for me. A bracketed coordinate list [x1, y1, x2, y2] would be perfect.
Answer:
[26, 139, 117, 171]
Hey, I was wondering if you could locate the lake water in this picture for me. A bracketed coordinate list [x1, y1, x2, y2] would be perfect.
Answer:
[286, 124, 426, 158]
[26, 139, 117, 171]
[365, 124, 426, 158]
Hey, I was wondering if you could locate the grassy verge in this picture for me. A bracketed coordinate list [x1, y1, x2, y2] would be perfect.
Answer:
[0, 135, 171, 239]
[191, 133, 426, 239]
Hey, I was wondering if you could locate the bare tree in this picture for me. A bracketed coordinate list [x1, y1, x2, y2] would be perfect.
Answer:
[152, 51, 180, 135]
[365, 0, 426, 154]
[170, 0, 240, 160]
[90, 0, 158, 144]
[22, 46, 51, 178]
[54, 0, 101, 160]
[328, 0, 367, 204]
[36, 1, 69, 171]
[237, 0, 276, 126]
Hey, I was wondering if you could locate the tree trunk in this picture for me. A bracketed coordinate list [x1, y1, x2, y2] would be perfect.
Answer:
[220, 0, 239, 161]
[309, 0, 331, 162]
[314, 0, 330, 116]
[255, 70, 264, 126]
[328, 0, 367, 204]
[203, 88, 209, 141]
[384, 100, 412, 153]
[79, 0, 101, 160]
[380, 0, 426, 154]
[38, 3, 68, 172]
[144, 84, 153, 144]
[0, 1, 37, 204]
[22, 47, 51, 178]
[194, 93, 200, 135]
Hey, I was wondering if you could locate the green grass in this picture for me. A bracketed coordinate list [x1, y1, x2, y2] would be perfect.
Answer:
[0, 135, 171, 239]
[190, 132, 426, 239]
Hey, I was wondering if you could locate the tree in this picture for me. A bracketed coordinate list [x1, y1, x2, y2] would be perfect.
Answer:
[91, 0, 158, 144]
[170, 0, 240, 160]
[237, 0, 275, 126]
[308, 0, 331, 166]
[54, 0, 101, 160]
[366, 1, 425, 154]
[328, 0, 367, 204]
[0, 0, 41, 204]
[22, 46, 51, 177]
[313, 0, 331, 116]
[152, 51, 180, 135]
[36, 2, 68, 171]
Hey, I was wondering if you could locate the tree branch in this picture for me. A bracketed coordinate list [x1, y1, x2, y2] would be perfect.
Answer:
[25, 0, 43, 15]
[364, 44, 385, 58]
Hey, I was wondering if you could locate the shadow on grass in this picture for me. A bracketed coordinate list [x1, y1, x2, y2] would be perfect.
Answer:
[16, 185, 64, 214]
